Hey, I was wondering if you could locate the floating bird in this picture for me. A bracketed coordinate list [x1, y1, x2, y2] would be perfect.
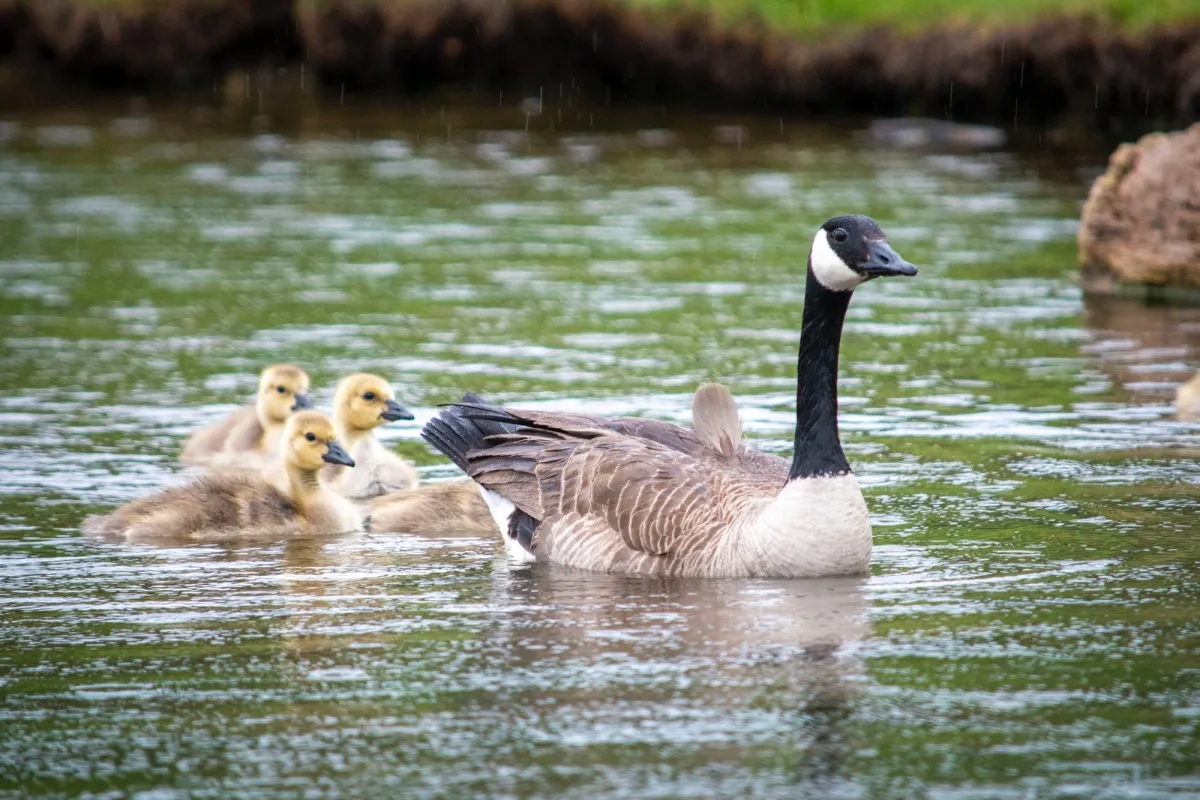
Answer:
[368, 479, 492, 537]
[86, 411, 361, 542]
[422, 214, 916, 578]
[180, 364, 312, 471]
[316, 373, 417, 500]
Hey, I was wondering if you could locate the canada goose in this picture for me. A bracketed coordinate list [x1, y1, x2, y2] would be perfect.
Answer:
[421, 214, 917, 578]
[368, 480, 493, 536]
[1178, 372, 1200, 421]
[180, 364, 312, 470]
[317, 373, 418, 499]
[85, 410, 361, 542]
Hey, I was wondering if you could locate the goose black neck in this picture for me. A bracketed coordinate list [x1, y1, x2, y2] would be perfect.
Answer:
[788, 263, 853, 481]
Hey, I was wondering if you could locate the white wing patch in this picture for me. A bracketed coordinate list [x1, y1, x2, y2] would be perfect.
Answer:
[809, 229, 865, 292]
[476, 485, 537, 563]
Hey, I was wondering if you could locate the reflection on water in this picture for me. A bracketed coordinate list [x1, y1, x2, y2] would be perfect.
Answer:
[1, 102, 1199, 798]
[1083, 294, 1200, 412]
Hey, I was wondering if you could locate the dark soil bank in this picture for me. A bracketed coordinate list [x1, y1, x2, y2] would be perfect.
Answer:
[4, 0, 1199, 129]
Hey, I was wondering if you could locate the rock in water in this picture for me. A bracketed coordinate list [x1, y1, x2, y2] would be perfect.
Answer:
[1078, 123, 1200, 294]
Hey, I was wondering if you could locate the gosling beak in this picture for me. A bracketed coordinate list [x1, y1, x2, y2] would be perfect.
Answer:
[860, 240, 918, 278]
[292, 393, 313, 411]
[322, 440, 355, 468]
[381, 398, 415, 422]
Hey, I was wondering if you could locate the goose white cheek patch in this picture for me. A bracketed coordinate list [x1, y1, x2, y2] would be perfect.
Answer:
[809, 229, 866, 292]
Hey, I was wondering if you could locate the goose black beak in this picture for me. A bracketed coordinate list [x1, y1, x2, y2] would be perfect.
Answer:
[322, 440, 355, 468]
[291, 393, 313, 411]
[860, 240, 917, 278]
[381, 398, 415, 422]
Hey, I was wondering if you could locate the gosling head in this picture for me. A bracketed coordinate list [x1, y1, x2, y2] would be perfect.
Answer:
[285, 410, 355, 471]
[256, 364, 312, 425]
[333, 373, 414, 433]
[808, 214, 918, 292]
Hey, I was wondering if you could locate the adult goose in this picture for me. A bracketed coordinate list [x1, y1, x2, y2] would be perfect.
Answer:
[422, 214, 917, 578]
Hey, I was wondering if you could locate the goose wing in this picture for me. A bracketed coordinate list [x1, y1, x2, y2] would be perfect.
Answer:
[479, 406, 711, 459]
[432, 401, 784, 563]
[469, 383, 751, 464]
[472, 430, 726, 559]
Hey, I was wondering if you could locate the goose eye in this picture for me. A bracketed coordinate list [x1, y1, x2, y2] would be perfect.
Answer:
[833, 228, 848, 243]
[363, 392, 376, 401]
[277, 386, 287, 394]
[305, 432, 316, 442]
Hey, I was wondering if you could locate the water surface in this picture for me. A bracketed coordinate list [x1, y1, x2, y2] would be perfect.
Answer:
[1, 102, 1199, 798]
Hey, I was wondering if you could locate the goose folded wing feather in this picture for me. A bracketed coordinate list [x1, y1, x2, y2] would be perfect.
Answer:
[468, 431, 724, 559]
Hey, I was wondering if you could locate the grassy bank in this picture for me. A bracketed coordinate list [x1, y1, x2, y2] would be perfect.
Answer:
[639, 0, 1198, 34]
[57, 0, 1200, 33]
[3, 0, 1199, 129]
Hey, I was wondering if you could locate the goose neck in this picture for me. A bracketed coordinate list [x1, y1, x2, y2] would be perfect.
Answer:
[335, 421, 370, 449]
[788, 265, 853, 481]
[285, 462, 323, 512]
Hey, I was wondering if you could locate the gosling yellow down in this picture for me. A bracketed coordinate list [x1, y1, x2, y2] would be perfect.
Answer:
[180, 364, 312, 471]
[318, 373, 418, 499]
[85, 410, 362, 542]
[368, 480, 492, 536]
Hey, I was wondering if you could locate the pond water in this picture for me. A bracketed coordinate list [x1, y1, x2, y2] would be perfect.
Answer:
[1, 99, 1199, 799]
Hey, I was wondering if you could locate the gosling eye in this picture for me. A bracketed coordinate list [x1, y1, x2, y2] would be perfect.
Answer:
[363, 392, 376, 401]
[833, 228, 849, 243]
[305, 432, 316, 442]
[277, 386, 287, 394]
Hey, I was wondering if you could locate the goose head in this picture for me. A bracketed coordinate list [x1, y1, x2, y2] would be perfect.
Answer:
[285, 410, 355, 471]
[255, 364, 312, 426]
[333, 373, 414, 435]
[788, 214, 917, 483]
[808, 214, 917, 292]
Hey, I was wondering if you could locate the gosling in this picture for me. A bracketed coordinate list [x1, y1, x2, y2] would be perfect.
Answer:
[85, 411, 362, 542]
[1178, 372, 1200, 422]
[180, 364, 312, 471]
[368, 480, 492, 536]
[318, 373, 418, 500]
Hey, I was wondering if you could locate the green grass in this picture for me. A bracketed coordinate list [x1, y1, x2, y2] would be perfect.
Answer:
[74, 0, 1200, 33]
[637, 0, 1199, 32]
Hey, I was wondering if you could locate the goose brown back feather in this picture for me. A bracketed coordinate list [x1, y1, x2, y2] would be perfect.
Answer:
[430, 386, 803, 577]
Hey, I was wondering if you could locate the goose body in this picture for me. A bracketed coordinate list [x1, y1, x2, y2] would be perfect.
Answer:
[1178, 372, 1200, 421]
[317, 373, 418, 499]
[421, 214, 917, 578]
[181, 364, 312, 470]
[327, 435, 419, 499]
[368, 479, 494, 537]
[87, 411, 361, 542]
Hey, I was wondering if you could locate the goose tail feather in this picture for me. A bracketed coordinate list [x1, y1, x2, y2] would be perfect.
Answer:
[420, 398, 487, 474]
[421, 394, 541, 559]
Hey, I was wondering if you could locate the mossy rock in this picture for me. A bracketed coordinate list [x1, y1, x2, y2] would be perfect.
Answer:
[1079, 122, 1200, 295]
